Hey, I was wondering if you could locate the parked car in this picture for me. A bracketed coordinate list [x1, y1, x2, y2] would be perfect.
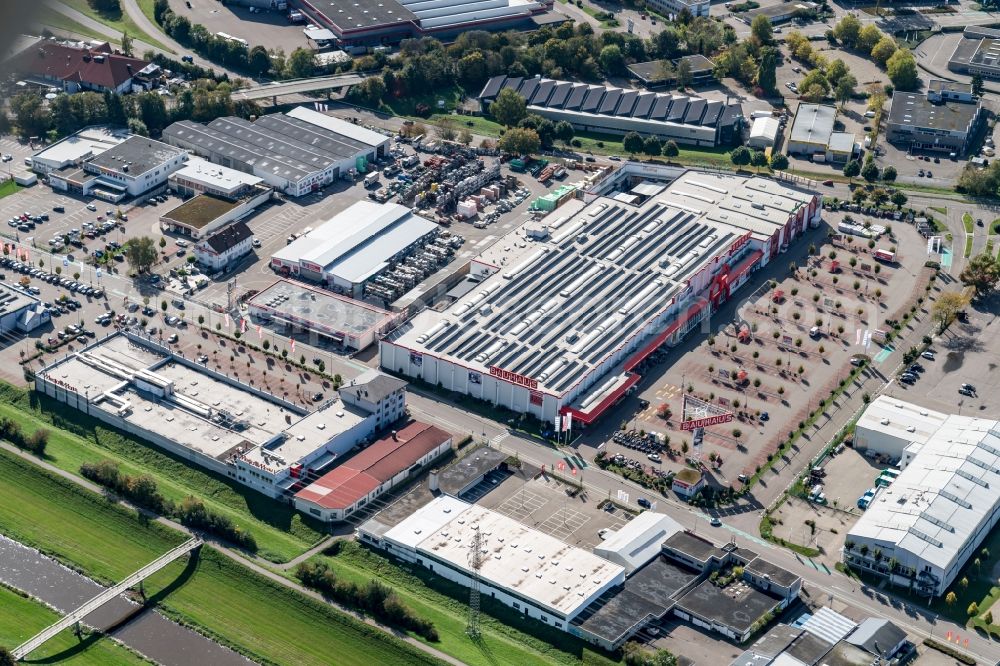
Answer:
[637, 498, 652, 509]
[921, 351, 936, 360]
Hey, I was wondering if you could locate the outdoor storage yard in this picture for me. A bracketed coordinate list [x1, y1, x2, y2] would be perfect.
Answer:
[605, 210, 933, 487]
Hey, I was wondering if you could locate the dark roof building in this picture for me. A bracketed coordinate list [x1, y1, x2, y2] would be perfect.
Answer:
[204, 220, 253, 254]
[948, 26, 1000, 80]
[845, 618, 907, 659]
[627, 55, 716, 88]
[293, 421, 452, 521]
[8, 40, 150, 94]
[479, 75, 742, 147]
[885, 90, 983, 156]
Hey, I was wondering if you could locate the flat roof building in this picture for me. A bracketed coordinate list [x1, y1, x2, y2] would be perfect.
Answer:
[382, 167, 820, 424]
[294, 421, 451, 522]
[845, 396, 1000, 596]
[162, 107, 390, 197]
[35, 333, 409, 500]
[47, 135, 188, 202]
[948, 26, 1000, 80]
[359, 495, 626, 627]
[743, 1, 817, 24]
[479, 76, 742, 147]
[593, 511, 682, 572]
[248, 279, 400, 351]
[169, 156, 265, 199]
[787, 103, 836, 157]
[270, 201, 440, 298]
[885, 90, 983, 156]
[30, 126, 128, 174]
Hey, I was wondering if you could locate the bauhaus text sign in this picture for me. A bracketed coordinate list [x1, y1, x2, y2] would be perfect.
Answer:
[489, 366, 538, 390]
[680, 414, 734, 431]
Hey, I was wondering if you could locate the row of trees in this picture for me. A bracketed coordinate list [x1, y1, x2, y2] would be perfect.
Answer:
[0, 417, 48, 456]
[6, 78, 255, 141]
[80, 459, 258, 552]
[153, 0, 315, 79]
[295, 561, 438, 641]
[958, 159, 1000, 197]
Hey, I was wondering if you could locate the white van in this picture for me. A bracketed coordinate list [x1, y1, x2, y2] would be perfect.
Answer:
[809, 326, 821, 338]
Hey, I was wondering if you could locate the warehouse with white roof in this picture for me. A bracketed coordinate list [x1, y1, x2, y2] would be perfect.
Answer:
[845, 396, 1000, 596]
[382, 169, 820, 424]
[359, 495, 626, 628]
[594, 511, 683, 573]
[270, 201, 439, 298]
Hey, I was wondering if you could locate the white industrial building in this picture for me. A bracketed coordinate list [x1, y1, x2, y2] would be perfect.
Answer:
[47, 135, 188, 202]
[35, 333, 408, 500]
[270, 201, 439, 298]
[645, 0, 709, 18]
[29, 126, 128, 175]
[382, 169, 820, 425]
[0, 283, 50, 333]
[359, 495, 626, 629]
[162, 107, 390, 197]
[787, 103, 837, 157]
[593, 512, 683, 573]
[845, 396, 1000, 597]
[748, 116, 781, 149]
[168, 156, 266, 199]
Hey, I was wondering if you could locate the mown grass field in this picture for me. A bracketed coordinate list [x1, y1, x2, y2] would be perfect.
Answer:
[0, 584, 149, 665]
[0, 448, 446, 666]
[0, 180, 20, 200]
[302, 542, 621, 666]
[0, 383, 325, 562]
[37, 5, 122, 45]
[59, 0, 172, 52]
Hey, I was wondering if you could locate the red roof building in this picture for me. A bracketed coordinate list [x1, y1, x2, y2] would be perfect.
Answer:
[10, 40, 152, 94]
[294, 422, 452, 522]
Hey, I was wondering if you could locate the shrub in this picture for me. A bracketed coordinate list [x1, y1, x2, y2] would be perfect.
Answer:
[177, 496, 257, 552]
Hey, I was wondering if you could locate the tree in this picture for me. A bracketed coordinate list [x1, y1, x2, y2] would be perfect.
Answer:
[125, 237, 158, 274]
[891, 191, 907, 209]
[833, 14, 862, 47]
[248, 45, 271, 77]
[490, 88, 526, 127]
[458, 129, 473, 145]
[972, 73, 985, 98]
[0, 647, 14, 666]
[599, 45, 626, 76]
[871, 36, 898, 67]
[756, 47, 778, 94]
[770, 153, 788, 171]
[856, 24, 882, 53]
[931, 291, 970, 333]
[960, 251, 1000, 297]
[9, 93, 51, 138]
[800, 69, 830, 98]
[843, 159, 861, 182]
[969, 601, 979, 617]
[497, 127, 539, 155]
[886, 49, 918, 91]
[662, 140, 679, 159]
[750, 150, 768, 172]
[861, 161, 879, 183]
[881, 165, 897, 182]
[676, 58, 693, 88]
[554, 120, 574, 145]
[730, 145, 752, 168]
[120, 30, 134, 57]
[643, 136, 662, 156]
[834, 74, 857, 107]
[353, 77, 386, 106]
[961, 576, 969, 590]
[285, 48, 316, 78]
[945, 591, 957, 606]
[623, 131, 645, 155]
[127, 117, 149, 137]
[750, 15, 773, 45]
[825, 59, 849, 86]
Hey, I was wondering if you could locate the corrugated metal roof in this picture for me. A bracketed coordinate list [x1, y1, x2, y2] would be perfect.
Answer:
[799, 607, 856, 645]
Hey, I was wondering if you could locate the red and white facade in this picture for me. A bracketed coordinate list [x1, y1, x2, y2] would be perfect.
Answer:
[381, 169, 819, 425]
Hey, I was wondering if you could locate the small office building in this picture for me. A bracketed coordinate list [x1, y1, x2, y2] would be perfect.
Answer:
[886, 90, 983, 156]
[628, 55, 716, 88]
[193, 220, 254, 272]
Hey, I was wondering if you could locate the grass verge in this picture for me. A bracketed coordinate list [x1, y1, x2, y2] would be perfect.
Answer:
[0, 584, 149, 665]
[59, 0, 173, 52]
[0, 448, 447, 666]
[930, 205, 948, 215]
[37, 5, 121, 44]
[303, 541, 620, 666]
[965, 235, 974, 258]
[963, 212, 975, 234]
[0, 180, 21, 200]
[0, 382, 326, 563]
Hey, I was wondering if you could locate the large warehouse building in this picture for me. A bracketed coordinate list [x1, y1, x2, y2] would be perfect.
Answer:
[845, 396, 1000, 597]
[162, 107, 390, 197]
[479, 76, 742, 147]
[382, 169, 820, 424]
[885, 89, 984, 156]
[296, 0, 552, 47]
[35, 333, 408, 501]
[948, 26, 1000, 80]
[270, 201, 439, 297]
[360, 495, 627, 629]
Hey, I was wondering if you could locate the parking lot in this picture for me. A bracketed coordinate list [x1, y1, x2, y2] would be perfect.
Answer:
[165, 0, 311, 57]
[590, 214, 933, 487]
[477, 472, 634, 550]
